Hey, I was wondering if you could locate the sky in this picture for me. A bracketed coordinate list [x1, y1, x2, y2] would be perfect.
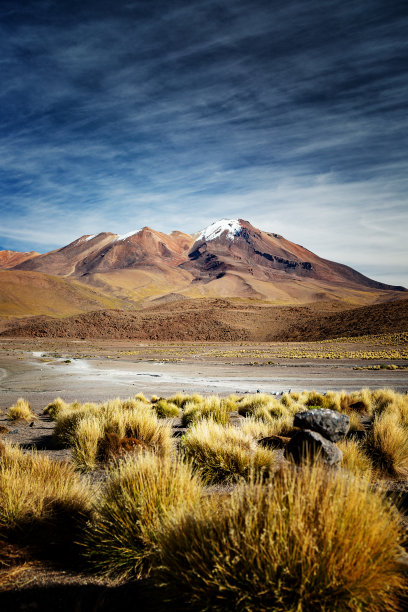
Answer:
[0, 0, 407, 286]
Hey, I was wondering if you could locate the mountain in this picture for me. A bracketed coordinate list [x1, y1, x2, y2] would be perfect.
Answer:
[182, 219, 403, 292]
[3, 218, 405, 320]
[13, 233, 117, 275]
[0, 249, 40, 269]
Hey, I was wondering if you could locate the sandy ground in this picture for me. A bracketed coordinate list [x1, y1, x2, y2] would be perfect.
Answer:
[1, 338, 408, 412]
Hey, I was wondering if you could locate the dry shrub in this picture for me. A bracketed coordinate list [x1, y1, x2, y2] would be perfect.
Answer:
[0, 443, 91, 530]
[304, 390, 333, 410]
[237, 393, 286, 419]
[134, 392, 149, 404]
[182, 396, 230, 427]
[81, 452, 203, 578]
[372, 388, 400, 414]
[180, 419, 276, 483]
[108, 408, 172, 456]
[365, 412, 408, 478]
[7, 398, 35, 422]
[371, 390, 408, 426]
[54, 405, 96, 446]
[348, 410, 366, 433]
[97, 433, 147, 463]
[43, 397, 70, 419]
[241, 414, 294, 439]
[153, 399, 180, 418]
[168, 392, 201, 408]
[72, 415, 105, 471]
[55, 399, 172, 470]
[156, 464, 406, 612]
[343, 388, 373, 414]
[338, 438, 374, 478]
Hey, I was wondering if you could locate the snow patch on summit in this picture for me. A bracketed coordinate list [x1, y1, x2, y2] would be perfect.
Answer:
[115, 229, 142, 241]
[198, 219, 242, 242]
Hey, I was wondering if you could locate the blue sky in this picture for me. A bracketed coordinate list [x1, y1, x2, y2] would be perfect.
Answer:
[0, 0, 407, 285]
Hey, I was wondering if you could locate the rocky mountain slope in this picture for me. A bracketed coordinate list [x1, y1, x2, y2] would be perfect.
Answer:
[0, 249, 39, 269]
[2, 297, 407, 341]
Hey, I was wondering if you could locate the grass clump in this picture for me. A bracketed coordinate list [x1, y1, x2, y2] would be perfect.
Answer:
[81, 452, 202, 579]
[365, 412, 408, 478]
[156, 463, 406, 612]
[43, 397, 70, 419]
[0, 443, 91, 531]
[241, 414, 294, 439]
[152, 399, 180, 418]
[237, 393, 286, 419]
[182, 396, 230, 427]
[338, 438, 374, 478]
[54, 398, 173, 471]
[180, 419, 276, 483]
[167, 393, 203, 408]
[72, 416, 105, 471]
[7, 398, 35, 422]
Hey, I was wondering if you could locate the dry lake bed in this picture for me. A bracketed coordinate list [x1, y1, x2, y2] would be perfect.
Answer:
[1, 336, 407, 411]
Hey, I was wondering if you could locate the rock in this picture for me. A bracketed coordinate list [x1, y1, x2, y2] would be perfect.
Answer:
[258, 435, 291, 450]
[284, 430, 343, 466]
[293, 409, 349, 442]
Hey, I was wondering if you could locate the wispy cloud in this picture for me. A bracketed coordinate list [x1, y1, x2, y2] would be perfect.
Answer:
[0, 0, 407, 285]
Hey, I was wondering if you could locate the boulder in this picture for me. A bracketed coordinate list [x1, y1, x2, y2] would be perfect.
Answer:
[284, 430, 343, 466]
[294, 408, 349, 442]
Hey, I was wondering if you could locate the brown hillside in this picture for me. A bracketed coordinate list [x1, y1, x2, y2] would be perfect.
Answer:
[274, 298, 408, 341]
[3, 298, 405, 341]
[0, 270, 124, 318]
[0, 250, 39, 269]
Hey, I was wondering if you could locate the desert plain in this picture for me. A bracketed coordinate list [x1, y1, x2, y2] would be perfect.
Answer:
[1, 336, 408, 411]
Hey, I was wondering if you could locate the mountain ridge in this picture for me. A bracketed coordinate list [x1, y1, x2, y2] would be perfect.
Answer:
[8, 218, 406, 291]
[0, 219, 405, 322]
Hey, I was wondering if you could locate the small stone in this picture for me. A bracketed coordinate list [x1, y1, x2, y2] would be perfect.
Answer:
[284, 430, 343, 466]
[294, 409, 350, 442]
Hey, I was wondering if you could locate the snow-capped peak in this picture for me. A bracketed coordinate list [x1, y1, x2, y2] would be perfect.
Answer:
[198, 219, 242, 242]
[115, 229, 142, 241]
[85, 234, 96, 242]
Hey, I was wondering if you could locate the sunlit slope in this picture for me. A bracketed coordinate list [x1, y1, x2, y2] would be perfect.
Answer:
[0, 270, 124, 317]
[79, 267, 194, 302]
[175, 271, 404, 306]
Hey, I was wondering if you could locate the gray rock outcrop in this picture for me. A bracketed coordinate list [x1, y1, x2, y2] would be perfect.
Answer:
[284, 430, 343, 466]
[293, 408, 349, 442]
